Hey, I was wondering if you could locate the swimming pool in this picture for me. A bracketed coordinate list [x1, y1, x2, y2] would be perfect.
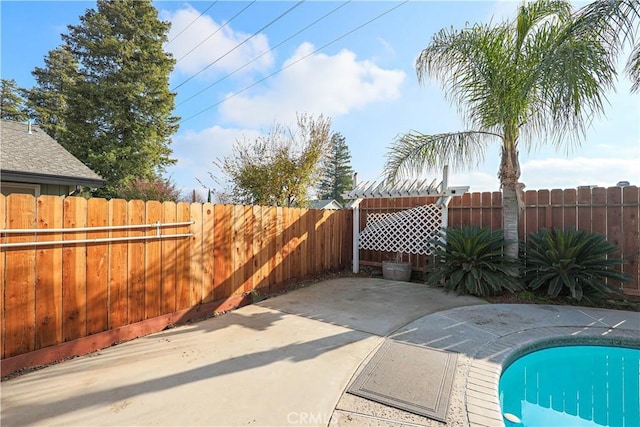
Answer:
[499, 345, 640, 426]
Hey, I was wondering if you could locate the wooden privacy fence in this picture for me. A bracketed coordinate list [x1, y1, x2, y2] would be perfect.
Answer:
[0, 194, 352, 366]
[359, 186, 640, 296]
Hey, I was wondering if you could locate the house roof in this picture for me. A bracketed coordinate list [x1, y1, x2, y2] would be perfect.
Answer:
[309, 199, 343, 210]
[0, 120, 104, 188]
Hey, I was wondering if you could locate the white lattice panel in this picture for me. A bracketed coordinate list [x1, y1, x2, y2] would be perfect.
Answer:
[359, 204, 443, 255]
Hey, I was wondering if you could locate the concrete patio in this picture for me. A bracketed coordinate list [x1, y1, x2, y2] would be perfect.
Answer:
[1, 277, 639, 427]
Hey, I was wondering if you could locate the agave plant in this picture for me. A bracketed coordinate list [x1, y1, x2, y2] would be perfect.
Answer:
[523, 228, 630, 301]
[426, 226, 523, 297]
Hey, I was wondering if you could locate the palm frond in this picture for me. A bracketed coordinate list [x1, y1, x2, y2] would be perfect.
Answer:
[515, 0, 572, 52]
[572, 0, 640, 91]
[416, 23, 518, 130]
[627, 42, 640, 92]
[383, 130, 500, 183]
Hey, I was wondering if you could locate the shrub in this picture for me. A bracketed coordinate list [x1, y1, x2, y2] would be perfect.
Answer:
[426, 226, 523, 296]
[117, 175, 182, 202]
[522, 228, 630, 301]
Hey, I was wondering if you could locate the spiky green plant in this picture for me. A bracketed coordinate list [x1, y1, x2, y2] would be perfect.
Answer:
[523, 228, 630, 301]
[426, 226, 523, 297]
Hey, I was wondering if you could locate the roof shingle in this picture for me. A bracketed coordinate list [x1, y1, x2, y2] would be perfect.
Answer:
[0, 119, 104, 187]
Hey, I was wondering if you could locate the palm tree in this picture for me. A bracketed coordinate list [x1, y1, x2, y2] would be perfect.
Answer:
[384, 0, 623, 259]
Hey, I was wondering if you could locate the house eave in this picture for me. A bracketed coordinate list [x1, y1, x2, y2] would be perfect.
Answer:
[0, 170, 105, 188]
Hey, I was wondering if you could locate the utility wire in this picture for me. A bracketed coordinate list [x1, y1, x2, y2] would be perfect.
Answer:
[175, 1, 256, 64]
[172, 1, 304, 91]
[177, 1, 351, 108]
[179, 1, 409, 125]
[166, 1, 217, 46]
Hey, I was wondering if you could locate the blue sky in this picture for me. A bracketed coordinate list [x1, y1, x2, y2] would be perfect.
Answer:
[2, 0, 638, 197]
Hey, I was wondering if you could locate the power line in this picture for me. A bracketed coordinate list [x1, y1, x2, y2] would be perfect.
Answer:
[179, 1, 409, 125]
[177, 1, 351, 108]
[172, 1, 304, 91]
[166, 1, 218, 47]
[175, 1, 256, 64]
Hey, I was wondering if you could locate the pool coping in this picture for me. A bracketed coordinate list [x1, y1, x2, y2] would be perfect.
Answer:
[465, 325, 640, 427]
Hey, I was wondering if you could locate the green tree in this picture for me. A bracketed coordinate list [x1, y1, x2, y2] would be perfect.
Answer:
[0, 79, 28, 121]
[384, 0, 619, 259]
[29, 48, 79, 143]
[29, 0, 179, 197]
[317, 132, 353, 204]
[215, 114, 332, 207]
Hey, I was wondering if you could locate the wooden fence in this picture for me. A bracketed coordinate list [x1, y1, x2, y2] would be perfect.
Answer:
[0, 194, 352, 367]
[359, 186, 640, 296]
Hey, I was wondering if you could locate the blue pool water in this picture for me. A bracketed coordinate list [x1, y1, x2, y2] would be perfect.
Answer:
[499, 345, 640, 427]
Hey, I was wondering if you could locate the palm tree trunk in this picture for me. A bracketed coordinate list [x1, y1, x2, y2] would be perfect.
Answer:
[499, 143, 521, 260]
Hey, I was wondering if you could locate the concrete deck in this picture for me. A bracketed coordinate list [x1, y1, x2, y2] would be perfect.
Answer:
[1, 277, 638, 427]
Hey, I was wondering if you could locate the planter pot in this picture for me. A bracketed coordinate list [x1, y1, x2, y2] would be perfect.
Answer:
[382, 261, 412, 282]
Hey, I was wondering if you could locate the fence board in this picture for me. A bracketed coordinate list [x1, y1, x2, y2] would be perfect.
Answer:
[176, 203, 191, 310]
[145, 201, 162, 319]
[258, 206, 270, 291]
[471, 192, 482, 228]
[274, 207, 284, 289]
[266, 207, 277, 291]
[524, 190, 538, 239]
[293, 208, 302, 279]
[63, 197, 87, 342]
[202, 203, 215, 303]
[190, 203, 203, 305]
[243, 205, 254, 294]
[5, 194, 36, 357]
[607, 188, 623, 278]
[591, 188, 607, 236]
[538, 190, 550, 230]
[491, 192, 502, 229]
[622, 187, 639, 294]
[109, 199, 128, 328]
[323, 210, 332, 270]
[0, 195, 5, 358]
[34, 196, 63, 350]
[550, 189, 564, 229]
[213, 205, 228, 300]
[251, 206, 264, 291]
[577, 188, 592, 233]
[563, 189, 577, 229]
[286, 208, 295, 282]
[127, 200, 145, 323]
[300, 209, 309, 278]
[480, 192, 492, 229]
[161, 202, 177, 314]
[449, 193, 462, 227]
[604, 188, 628, 290]
[232, 205, 244, 295]
[86, 198, 108, 335]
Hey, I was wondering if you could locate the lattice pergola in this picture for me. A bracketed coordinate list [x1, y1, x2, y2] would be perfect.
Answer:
[343, 166, 469, 273]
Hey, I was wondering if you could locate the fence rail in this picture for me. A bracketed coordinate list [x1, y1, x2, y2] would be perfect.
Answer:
[0, 194, 352, 362]
[359, 186, 640, 296]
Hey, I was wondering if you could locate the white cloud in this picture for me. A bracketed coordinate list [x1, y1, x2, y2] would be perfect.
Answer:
[522, 157, 640, 190]
[449, 170, 500, 193]
[219, 42, 406, 127]
[167, 125, 262, 192]
[161, 5, 273, 77]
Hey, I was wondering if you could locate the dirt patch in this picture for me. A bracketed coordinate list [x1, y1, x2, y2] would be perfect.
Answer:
[485, 290, 640, 312]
